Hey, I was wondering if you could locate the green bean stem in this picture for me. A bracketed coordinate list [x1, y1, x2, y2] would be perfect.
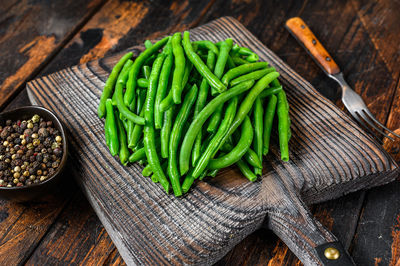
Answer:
[98, 52, 133, 118]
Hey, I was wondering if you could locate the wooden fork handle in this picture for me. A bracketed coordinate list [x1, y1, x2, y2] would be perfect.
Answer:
[285, 17, 341, 75]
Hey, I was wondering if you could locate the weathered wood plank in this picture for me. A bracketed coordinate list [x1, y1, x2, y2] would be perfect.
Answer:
[25, 191, 117, 266]
[0, 0, 106, 109]
[26, 17, 398, 265]
[350, 180, 400, 266]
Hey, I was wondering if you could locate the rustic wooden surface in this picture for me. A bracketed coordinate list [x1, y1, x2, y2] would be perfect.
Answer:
[0, 0, 399, 265]
[26, 16, 398, 265]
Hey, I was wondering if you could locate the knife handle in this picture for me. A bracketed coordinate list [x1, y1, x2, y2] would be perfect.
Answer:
[285, 17, 341, 75]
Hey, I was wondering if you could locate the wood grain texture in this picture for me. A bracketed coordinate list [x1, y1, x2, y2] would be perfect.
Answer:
[0, 0, 106, 109]
[285, 17, 340, 75]
[26, 17, 398, 265]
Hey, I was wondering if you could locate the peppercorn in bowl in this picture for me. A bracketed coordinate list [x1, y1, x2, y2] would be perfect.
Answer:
[0, 106, 68, 202]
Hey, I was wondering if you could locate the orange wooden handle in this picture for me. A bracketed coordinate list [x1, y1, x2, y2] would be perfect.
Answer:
[285, 17, 340, 75]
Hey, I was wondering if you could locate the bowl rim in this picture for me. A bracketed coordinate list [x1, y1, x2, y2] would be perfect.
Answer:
[0, 105, 68, 190]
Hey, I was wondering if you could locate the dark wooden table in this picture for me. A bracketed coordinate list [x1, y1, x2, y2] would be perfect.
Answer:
[1, 0, 399, 265]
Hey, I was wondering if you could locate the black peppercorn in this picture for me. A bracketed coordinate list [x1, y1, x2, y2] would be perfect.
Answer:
[53, 148, 62, 157]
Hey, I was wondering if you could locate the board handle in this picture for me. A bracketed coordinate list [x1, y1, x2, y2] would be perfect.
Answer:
[285, 17, 340, 75]
[263, 175, 355, 265]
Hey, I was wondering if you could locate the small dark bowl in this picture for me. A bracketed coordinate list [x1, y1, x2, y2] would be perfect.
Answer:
[0, 106, 68, 202]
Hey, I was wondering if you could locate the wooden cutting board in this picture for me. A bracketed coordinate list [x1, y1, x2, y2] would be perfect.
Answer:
[26, 17, 398, 265]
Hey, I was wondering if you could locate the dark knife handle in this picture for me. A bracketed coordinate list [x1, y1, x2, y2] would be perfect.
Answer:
[285, 17, 341, 75]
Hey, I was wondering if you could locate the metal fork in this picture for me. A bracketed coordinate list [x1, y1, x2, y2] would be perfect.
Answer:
[285, 17, 399, 141]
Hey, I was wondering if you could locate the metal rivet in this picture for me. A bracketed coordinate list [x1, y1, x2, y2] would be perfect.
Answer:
[324, 247, 340, 260]
[312, 39, 317, 45]
[301, 24, 305, 29]
[326, 56, 331, 61]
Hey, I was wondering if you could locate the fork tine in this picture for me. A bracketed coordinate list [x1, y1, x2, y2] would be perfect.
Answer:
[347, 109, 382, 142]
[362, 109, 400, 138]
[357, 111, 395, 141]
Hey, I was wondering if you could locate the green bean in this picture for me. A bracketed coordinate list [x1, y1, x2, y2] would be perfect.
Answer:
[128, 147, 146, 163]
[192, 40, 219, 55]
[112, 58, 134, 105]
[221, 141, 262, 168]
[253, 97, 263, 175]
[208, 169, 219, 177]
[227, 55, 236, 69]
[98, 52, 133, 118]
[230, 67, 275, 87]
[151, 174, 158, 183]
[115, 111, 129, 165]
[170, 32, 186, 104]
[105, 99, 119, 156]
[212, 38, 232, 95]
[124, 36, 170, 106]
[115, 80, 145, 125]
[231, 55, 248, 65]
[143, 53, 170, 193]
[246, 53, 259, 62]
[179, 80, 254, 175]
[181, 60, 193, 90]
[192, 50, 216, 164]
[192, 98, 237, 179]
[168, 84, 198, 196]
[277, 90, 290, 161]
[182, 31, 226, 94]
[154, 43, 173, 129]
[142, 164, 153, 177]
[259, 85, 283, 98]
[143, 65, 151, 79]
[161, 106, 174, 159]
[182, 169, 195, 194]
[237, 46, 254, 56]
[136, 89, 146, 114]
[236, 159, 257, 182]
[221, 62, 268, 86]
[198, 170, 209, 181]
[208, 116, 253, 170]
[206, 39, 233, 130]
[122, 118, 132, 145]
[214, 72, 280, 156]
[104, 114, 110, 147]
[144, 40, 153, 49]
[263, 95, 277, 155]
[137, 78, 149, 88]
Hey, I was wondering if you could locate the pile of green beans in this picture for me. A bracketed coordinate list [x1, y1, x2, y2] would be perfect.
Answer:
[98, 31, 291, 196]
